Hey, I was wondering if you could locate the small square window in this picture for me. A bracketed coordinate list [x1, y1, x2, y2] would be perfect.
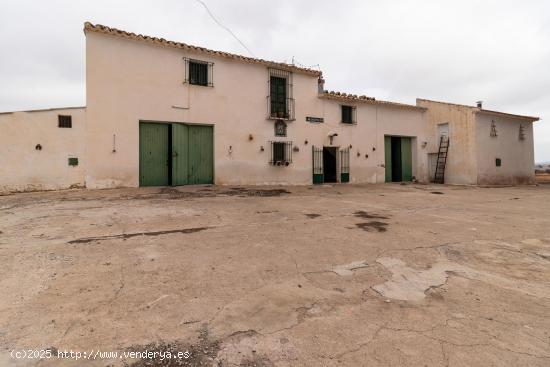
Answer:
[341, 105, 356, 124]
[189, 61, 209, 86]
[496, 158, 502, 167]
[68, 157, 78, 166]
[58, 115, 72, 128]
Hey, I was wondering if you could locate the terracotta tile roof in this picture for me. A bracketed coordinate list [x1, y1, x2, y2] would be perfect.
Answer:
[83, 22, 322, 77]
[320, 91, 426, 111]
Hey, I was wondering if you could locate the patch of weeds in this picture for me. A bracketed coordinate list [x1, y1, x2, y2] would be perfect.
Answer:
[128, 329, 220, 367]
[122, 187, 290, 200]
[239, 355, 274, 367]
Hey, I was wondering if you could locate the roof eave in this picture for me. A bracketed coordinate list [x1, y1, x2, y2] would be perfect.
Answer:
[320, 93, 426, 111]
[474, 109, 540, 122]
[83, 22, 322, 77]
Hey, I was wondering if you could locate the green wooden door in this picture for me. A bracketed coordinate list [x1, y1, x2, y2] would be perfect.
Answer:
[171, 123, 189, 185]
[384, 136, 392, 182]
[139, 123, 170, 186]
[401, 137, 412, 181]
[188, 125, 213, 184]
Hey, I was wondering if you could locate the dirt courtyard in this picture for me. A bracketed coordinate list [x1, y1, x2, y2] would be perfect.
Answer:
[0, 183, 549, 366]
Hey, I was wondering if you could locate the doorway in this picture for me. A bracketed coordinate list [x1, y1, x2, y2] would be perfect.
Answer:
[139, 122, 213, 186]
[384, 136, 412, 182]
[323, 147, 338, 183]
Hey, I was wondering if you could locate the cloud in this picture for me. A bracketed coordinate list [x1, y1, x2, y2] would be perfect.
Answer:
[0, 0, 548, 160]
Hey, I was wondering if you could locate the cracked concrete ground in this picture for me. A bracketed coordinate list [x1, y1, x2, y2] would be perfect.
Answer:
[0, 183, 549, 366]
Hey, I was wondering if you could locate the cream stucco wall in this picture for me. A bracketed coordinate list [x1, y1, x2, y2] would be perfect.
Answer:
[417, 99, 478, 184]
[475, 113, 535, 185]
[0, 108, 86, 193]
[85, 31, 429, 187]
[0, 27, 536, 192]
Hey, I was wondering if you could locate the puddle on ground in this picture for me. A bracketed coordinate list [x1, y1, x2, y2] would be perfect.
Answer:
[353, 210, 389, 219]
[355, 221, 388, 232]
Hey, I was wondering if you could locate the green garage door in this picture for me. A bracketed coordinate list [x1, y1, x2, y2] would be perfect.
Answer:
[139, 123, 170, 186]
[140, 122, 213, 186]
[400, 137, 412, 182]
[188, 125, 213, 184]
[171, 123, 189, 185]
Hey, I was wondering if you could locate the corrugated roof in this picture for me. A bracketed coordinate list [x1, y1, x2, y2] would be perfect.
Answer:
[83, 22, 322, 77]
[321, 91, 426, 111]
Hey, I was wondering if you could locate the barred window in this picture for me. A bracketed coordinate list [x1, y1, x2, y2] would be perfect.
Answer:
[184, 58, 213, 87]
[267, 68, 294, 120]
[269, 141, 292, 166]
[58, 115, 72, 128]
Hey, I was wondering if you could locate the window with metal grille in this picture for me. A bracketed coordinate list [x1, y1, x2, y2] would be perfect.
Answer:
[184, 58, 214, 86]
[341, 105, 356, 124]
[269, 141, 292, 165]
[270, 76, 287, 117]
[58, 115, 72, 128]
[268, 68, 294, 120]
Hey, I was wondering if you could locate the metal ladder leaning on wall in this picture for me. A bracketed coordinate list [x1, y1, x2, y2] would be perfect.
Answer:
[434, 135, 450, 184]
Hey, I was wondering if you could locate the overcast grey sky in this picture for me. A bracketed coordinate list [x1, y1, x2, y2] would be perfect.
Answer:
[1, 0, 549, 162]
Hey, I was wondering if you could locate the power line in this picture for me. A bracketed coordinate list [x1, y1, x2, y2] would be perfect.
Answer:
[194, 0, 256, 57]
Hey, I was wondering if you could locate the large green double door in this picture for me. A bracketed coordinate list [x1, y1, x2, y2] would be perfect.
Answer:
[140, 122, 213, 186]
